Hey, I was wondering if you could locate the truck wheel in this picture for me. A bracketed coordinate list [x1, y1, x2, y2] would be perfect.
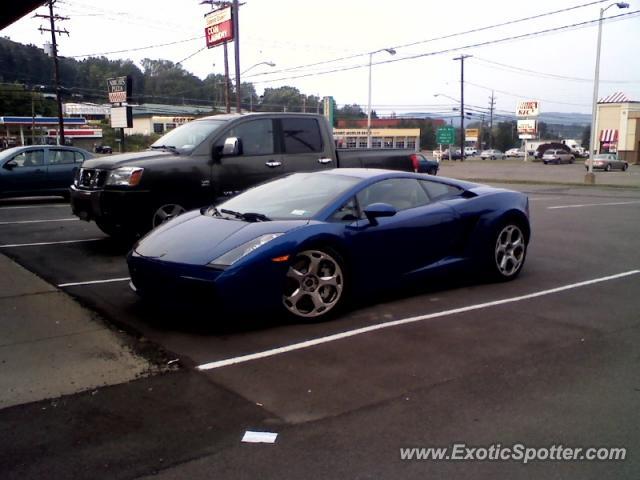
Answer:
[152, 203, 186, 228]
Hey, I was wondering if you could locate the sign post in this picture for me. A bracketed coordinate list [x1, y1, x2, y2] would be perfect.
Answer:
[107, 76, 132, 153]
[436, 126, 456, 161]
[516, 100, 540, 162]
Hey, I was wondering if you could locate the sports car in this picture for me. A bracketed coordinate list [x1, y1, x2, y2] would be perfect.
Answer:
[127, 169, 530, 320]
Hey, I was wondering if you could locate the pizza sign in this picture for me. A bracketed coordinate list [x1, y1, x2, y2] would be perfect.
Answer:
[205, 7, 233, 48]
[107, 76, 130, 104]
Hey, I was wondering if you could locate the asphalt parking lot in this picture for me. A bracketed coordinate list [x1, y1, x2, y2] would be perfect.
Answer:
[1, 165, 640, 479]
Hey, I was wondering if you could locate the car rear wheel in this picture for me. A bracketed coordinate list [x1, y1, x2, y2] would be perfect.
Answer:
[605, 164, 612, 172]
[283, 249, 345, 320]
[490, 223, 527, 281]
[152, 203, 186, 228]
[623, 163, 629, 171]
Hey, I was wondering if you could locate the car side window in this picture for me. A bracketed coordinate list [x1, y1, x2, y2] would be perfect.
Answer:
[50, 149, 76, 165]
[222, 119, 274, 156]
[281, 118, 323, 154]
[12, 150, 44, 167]
[330, 196, 360, 222]
[74, 151, 86, 163]
[419, 180, 464, 201]
[356, 178, 430, 212]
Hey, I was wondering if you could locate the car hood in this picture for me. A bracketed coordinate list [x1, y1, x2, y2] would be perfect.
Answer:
[80, 150, 176, 169]
[134, 210, 308, 265]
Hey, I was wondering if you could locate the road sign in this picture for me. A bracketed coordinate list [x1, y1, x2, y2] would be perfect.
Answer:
[436, 126, 455, 144]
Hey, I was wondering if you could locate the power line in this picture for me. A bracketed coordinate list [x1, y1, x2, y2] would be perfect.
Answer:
[466, 81, 591, 107]
[68, 35, 203, 58]
[247, 10, 640, 85]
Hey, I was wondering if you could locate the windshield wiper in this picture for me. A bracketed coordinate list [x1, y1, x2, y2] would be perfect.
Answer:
[220, 208, 271, 222]
[150, 145, 180, 154]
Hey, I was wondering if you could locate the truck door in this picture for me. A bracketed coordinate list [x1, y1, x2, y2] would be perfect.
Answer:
[1, 148, 46, 195]
[279, 117, 334, 173]
[214, 118, 284, 198]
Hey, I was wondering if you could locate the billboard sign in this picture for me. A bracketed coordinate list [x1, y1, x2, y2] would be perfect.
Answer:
[465, 128, 479, 141]
[516, 100, 540, 117]
[205, 6, 233, 48]
[111, 106, 133, 129]
[517, 119, 537, 134]
[107, 76, 131, 104]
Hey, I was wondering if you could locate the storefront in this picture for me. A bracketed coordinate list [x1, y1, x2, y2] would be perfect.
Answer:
[595, 92, 640, 163]
[0, 116, 91, 148]
[332, 128, 420, 151]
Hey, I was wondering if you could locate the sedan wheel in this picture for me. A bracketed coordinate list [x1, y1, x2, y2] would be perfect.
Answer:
[152, 203, 186, 228]
[493, 224, 526, 280]
[283, 249, 345, 320]
[605, 164, 612, 172]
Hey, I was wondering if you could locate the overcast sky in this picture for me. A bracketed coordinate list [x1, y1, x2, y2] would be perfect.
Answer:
[2, 0, 639, 118]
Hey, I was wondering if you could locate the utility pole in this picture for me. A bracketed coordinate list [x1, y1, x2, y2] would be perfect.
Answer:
[224, 43, 231, 112]
[233, 0, 241, 113]
[453, 55, 471, 160]
[36, 1, 69, 146]
[488, 91, 496, 149]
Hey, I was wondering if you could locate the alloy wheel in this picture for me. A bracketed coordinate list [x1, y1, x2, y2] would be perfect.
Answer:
[283, 249, 344, 319]
[494, 225, 526, 278]
[152, 203, 186, 228]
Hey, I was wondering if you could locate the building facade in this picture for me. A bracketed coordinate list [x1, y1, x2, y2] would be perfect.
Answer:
[333, 128, 421, 151]
[595, 92, 640, 164]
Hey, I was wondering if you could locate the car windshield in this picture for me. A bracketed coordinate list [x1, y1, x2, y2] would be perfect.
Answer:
[215, 172, 361, 220]
[150, 119, 226, 152]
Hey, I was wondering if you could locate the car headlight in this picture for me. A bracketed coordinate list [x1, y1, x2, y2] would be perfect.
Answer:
[208, 233, 284, 268]
[105, 167, 144, 186]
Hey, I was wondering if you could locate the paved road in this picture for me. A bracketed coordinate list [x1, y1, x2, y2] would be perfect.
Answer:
[1, 182, 639, 479]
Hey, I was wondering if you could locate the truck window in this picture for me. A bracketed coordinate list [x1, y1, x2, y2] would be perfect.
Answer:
[281, 118, 323, 154]
[226, 119, 275, 156]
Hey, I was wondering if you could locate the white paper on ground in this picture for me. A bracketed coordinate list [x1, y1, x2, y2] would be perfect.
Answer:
[242, 431, 278, 444]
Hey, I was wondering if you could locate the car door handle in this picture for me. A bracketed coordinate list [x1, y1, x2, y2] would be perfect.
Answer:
[265, 161, 282, 168]
[318, 158, 333, 164]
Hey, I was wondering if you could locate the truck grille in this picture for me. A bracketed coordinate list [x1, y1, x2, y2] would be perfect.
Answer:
[78, 168, 108, 189]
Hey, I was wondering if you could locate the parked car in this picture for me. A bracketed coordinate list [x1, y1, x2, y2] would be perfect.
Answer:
[128, 169, 531, 320]
[464, 147, 478, 157]
[542, 149, 575, 164]
[441, 148, 463, 160]
[94, 144, 113, 154]
[533, 142, 571, 160]
[585, 153, 628, 171]
[505, 148, 525, 158]
[70, 113, 420, 239]
[480, 149, 505, 160]
[0, 145, 93, 199]
[411, 152, 439, 175]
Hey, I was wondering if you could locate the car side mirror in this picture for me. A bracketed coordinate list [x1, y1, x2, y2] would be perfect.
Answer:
[3, 160, 17, 170]
[222, 137, 241, 156]
[363, 202, 397, 226]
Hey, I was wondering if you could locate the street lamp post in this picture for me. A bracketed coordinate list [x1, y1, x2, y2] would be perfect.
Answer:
[367, 48, 396, 148]
[239, 61, 275, 112]
[586, 2, 629, 184]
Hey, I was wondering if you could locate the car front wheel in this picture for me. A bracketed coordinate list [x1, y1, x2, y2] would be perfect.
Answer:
[490, 223, 527, 281]
[151, 203, 186, 228]
[283, 249, 345, 320]
[605, 164, 612, 172]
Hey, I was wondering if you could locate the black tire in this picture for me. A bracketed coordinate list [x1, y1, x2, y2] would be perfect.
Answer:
[605, 164, 612, 172]
[282, 247, 346, 321]
[487, 221, 527, 281]
[151, 202, 187, 229]
[623, 163, 628, 171]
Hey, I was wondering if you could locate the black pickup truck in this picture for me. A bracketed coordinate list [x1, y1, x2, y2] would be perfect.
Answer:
[70, 112, 429, 238]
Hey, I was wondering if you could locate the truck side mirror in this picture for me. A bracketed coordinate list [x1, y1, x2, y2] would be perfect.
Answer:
[222, 137, 241, 156]
[3, 160, 17, 170]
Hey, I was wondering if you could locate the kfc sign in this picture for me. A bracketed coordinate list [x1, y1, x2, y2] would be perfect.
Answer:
[205, 7, 233, 48]
[516, 100, 540, 117]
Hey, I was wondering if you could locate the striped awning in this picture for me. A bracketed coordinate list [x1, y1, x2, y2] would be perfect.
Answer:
[598, 92, 631, 103]
[600, 129, 618, 142]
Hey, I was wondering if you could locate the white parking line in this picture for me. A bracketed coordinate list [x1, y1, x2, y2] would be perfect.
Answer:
[197, 270, 640, 371]
[0, 204, 69, 210]
[548, 200, 640, 210]
[0, 218, 78, 225]
[58, 277, 130, 288]
[0, 238, 104, 248]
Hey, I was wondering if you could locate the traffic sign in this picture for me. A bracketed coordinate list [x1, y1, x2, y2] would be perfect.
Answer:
[436, 126, 455, 144]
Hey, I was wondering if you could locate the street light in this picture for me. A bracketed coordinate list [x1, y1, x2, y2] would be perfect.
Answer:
[433, 93, 459, 103]
[240, 61, 275, 76]
[586, 1, 629, 184]
[367, 48, 396, 148]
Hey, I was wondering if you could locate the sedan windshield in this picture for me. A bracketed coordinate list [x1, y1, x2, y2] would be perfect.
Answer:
[215, 173, 361, 220]
[150, 119, 225, 153]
